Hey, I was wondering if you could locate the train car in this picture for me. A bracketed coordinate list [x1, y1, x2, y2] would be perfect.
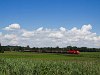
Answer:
[67, 50, 80, 54]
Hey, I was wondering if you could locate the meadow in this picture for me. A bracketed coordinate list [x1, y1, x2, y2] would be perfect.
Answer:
[0, 51, 100, 75]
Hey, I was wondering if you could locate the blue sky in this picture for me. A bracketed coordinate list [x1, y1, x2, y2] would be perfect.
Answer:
[0, 0, 100, 33]
[0, 0, 100, 47]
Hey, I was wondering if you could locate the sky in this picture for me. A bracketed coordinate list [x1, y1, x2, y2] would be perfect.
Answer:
[0, 0, 100, 48]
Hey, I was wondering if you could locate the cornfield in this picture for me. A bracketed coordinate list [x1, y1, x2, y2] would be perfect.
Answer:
[0, 58, 100, 75]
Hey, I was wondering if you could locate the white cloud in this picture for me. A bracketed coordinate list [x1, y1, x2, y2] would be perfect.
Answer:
[9, 40, 19, 45]
[22, 31, 34, 38]
[4, 34, 17, 40]
[1, 24, 100, 48]
[36, 27, 43, 31]
[3, 23, 20, 30]
[0, 34, 19, 46]
[59, 27, 66, 32]
[48, 32, 64, 39]
[81, 24, 92, 31]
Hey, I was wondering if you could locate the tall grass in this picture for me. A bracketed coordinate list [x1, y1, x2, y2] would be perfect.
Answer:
[0, 58, 100, 75]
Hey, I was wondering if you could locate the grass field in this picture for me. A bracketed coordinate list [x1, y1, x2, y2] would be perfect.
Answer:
[0, 51, 100, 75]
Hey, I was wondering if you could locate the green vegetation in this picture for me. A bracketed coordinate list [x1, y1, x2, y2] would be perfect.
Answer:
[0, 52, 100, 75]
[0, 45, 100, 53]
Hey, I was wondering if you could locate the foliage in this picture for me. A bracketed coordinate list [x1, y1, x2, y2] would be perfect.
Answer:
[0, 45, 100, 53]
[0, 58, 100, 75]
[0, 52, 100, 75]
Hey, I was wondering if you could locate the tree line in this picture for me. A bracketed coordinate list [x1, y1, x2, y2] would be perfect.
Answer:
[0, 45, 100, 53]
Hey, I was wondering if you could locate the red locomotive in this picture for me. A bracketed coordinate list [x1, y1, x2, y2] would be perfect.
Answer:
[67, 50, 80, 54]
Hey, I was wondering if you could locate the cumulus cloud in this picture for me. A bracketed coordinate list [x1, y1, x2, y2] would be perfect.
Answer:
[1, 24, 100, 48]
[59, 27, 66, 32]
[0, 34, 19, 46]
[22, 30, 34, 38]
[48, 32, 64, 39]
[4, 34, 17, 40]
[36, 27, 43, 31]
[3, 23, 20, 30]
[81, 24, 92, 31]
[9, 40, 19, 45]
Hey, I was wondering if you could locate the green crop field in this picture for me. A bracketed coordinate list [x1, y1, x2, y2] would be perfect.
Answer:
[0, 51, 100, 75]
